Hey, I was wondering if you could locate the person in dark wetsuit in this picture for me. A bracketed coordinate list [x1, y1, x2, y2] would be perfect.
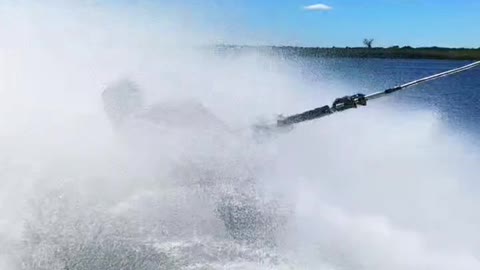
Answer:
[102, 79, 284, 245]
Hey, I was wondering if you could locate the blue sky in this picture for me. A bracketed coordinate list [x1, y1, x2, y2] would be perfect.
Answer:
[120, 0, 480, 48]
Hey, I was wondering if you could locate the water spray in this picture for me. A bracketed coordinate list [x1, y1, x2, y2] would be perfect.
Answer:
[275, 61, 480, 128]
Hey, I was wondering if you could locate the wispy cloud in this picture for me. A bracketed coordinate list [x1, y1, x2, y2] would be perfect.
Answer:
[303, 3, 333, 11]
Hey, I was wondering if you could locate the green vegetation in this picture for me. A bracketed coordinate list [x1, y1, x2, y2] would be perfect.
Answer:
[214, 45, 480, 61]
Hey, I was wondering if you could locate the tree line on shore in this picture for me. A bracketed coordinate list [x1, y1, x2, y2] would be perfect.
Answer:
[213, 44, 480, 61]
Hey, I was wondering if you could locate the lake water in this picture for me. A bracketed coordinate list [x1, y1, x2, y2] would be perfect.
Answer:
[3, 52, 480, 270]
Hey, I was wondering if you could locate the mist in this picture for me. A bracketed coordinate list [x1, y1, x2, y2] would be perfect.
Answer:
[1, 2, 480, 270]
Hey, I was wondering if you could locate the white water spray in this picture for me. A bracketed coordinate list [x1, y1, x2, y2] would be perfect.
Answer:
[1, 2, 480, 270]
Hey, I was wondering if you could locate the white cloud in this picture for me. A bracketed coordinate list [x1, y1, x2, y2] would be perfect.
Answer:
[303, 3, 333, 11]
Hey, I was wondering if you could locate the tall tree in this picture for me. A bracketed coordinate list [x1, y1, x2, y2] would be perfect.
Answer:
[363, 38, 374, 49]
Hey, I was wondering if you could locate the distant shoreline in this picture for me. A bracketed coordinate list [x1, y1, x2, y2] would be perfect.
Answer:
[213, 45, 480, 61]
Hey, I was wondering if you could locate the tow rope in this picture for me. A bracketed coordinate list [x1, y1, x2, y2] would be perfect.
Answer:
[275, 61, 480, 128]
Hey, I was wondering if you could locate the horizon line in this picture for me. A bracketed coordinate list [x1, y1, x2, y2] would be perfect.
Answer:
[211, 44, 480, 50]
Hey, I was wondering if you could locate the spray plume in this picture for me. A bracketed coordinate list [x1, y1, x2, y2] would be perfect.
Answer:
[0, 2, 479, 270]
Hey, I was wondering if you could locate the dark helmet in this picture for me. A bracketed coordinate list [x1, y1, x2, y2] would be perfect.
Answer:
[102, 79, 144, 127]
